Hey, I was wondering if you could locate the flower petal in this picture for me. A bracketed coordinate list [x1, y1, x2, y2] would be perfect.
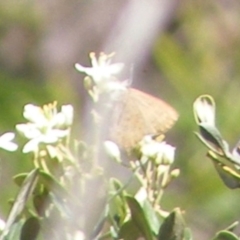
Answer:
[23, 104, 47, 125]
[0, 133, 18, 151]
[16, 124, 41, 139]
[0, 132, 15, 142]
[0, 141, 18, 152]
[22, 138, 40, 153]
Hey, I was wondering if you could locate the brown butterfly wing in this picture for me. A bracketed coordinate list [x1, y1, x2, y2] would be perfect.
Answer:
[129, 88, 178, 133]
[108, 88, 178, 152]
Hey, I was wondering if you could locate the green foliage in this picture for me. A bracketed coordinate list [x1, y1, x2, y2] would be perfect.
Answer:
[193, 95, 240, 189]
[158, 208, 190, 240]
[0, 53, 240, 240]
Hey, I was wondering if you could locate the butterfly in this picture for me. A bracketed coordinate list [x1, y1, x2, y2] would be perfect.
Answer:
[105, 88, 178, 152]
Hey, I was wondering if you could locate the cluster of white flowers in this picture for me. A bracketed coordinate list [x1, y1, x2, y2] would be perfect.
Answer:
[16, 103, 73, 153]
[138, 135, 175, 165]
[75, 52, 128, 101]
[0, 102, 73, 154]
[0, 53, 123, 154]
[75, 52, 124, 85]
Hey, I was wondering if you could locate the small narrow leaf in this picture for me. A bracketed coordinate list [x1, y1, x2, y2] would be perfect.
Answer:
[224, 221, 239, 232]
[135, 187, 161, 234]
[212, 230, 239, 240]
[20, 217, 40, 240]
[33, 192, 49, 217]
[13, 173, 29, 187]
[108, 178, 128, 225]
[119, 220, 142, 240]
[231, 140, 240, 166]
[158, 208, 186, 240]
[38, 170, 66, 194]
[211, 158, 240, 189]
[184, 228, 193, 240]
[126, 196, 153, 240]
[196, 123, 230, 156]
[0, 169, 39, 240]
[2, 220, 25, 240]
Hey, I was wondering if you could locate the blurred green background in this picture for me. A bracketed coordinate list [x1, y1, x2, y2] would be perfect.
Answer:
[1, 0, 240, 238]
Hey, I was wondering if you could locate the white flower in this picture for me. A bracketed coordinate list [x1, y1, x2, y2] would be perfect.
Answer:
[161, 143, 175, 165]
[75, 52, 124, 84]
[104, 140, 121, 163]
[0, 132, 18, 152]
[140, 135, 163, 158]
[49, 105, 74, 128]
[193, 95, 215, 126]
[16, 103, 73, 153]
[22, 103, 73, 128]
[75, 52, 129, 102]
[139, 135, 175, 165]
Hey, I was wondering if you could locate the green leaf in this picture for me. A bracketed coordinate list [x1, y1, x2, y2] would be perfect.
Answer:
[158, 208, 186, 240]
[20, 217, 40, 240]
[108, 178, 128, 226]
[109, 178, 125, 197]
[33, 192, 49, 217]
[210, 153, 240, 189]
[119, 220, 142, 240]
[224, 222, 239, 232]
[38, 170, 66, 194]
[13, 173, 28, 187]
[37, 171, 71, 218]
[125, 196, 153, 240]
[0, 169, 39, 240]
[3, 219, 25, 240]
[141, 199, 162, 235]
[134, 188, 162, 236]
[212, 230, 239, 240]
[195, 123, 230, 157]
[231, 140, 240, 166]
[184, 228, 193, 240]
